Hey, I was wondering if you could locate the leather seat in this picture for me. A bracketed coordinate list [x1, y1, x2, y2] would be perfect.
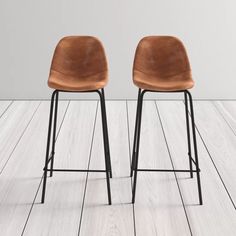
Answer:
[133, 36, 194, 91]
[48, 36, 108, 91]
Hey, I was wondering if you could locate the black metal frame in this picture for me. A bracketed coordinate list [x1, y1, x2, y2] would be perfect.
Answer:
[41, 88, 112, 205]
[130, 89, 203, 205]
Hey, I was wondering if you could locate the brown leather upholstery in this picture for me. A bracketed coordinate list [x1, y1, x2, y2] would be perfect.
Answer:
[133, 36, 194, 91]
[48, 36, 108, 91]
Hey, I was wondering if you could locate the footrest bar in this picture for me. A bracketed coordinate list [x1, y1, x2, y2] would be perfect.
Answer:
[136, 168, 200, 172]
[44, 168, 106, 173]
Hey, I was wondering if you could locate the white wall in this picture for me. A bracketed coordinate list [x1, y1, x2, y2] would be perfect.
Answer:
[0, 0, 236, 99]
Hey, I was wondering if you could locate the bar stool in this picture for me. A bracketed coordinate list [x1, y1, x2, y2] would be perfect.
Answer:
[41, 36, 112, 205]
[130, 36, 203, 205]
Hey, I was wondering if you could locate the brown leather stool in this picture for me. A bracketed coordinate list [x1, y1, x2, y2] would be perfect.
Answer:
[130, 36, 203, 205]
[41, 36, 112, 205]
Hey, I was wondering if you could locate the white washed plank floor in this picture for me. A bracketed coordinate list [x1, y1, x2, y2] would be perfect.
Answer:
[0, 100, 236, 236]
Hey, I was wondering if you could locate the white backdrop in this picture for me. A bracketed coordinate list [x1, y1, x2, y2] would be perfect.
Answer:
[0, 0, 236, 99]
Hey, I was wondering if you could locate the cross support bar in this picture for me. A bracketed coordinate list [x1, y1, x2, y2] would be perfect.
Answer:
[136, 168, 200, 172]
[44, 168, 106, 173]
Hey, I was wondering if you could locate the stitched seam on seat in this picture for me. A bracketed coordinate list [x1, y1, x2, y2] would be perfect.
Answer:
[133, 68, 191, 79]
[50, 69, 108, 79]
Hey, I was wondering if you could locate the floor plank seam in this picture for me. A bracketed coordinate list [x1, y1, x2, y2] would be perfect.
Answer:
[182, 101, 236, 210]
[0, 100, 14, 119]
[0, 101, 42, 175]
[193, 120, 236, 210]
[21, 101, 70, 235]
[154, 101, 193, 236]
[212, 102, 236, 138]
[125, 100, 137, 236]
[77, 101, 99, 236]
[21, 175, 44, 236]
[55, 101, 71, 140]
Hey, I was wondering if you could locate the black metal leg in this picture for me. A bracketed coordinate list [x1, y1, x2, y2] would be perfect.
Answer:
[129, 89, 202, 205]
[41, 90, 57, 203]
[101, 89, 112, 178]
[132, 90, 145, 204]
[99, 90, 112, 205]
[184, 91, 193, 178]
[41, 89, 112, 205]
[130, 89, 141, 177]
[50, 91, 59, 177]
[186, 90, 203, 205]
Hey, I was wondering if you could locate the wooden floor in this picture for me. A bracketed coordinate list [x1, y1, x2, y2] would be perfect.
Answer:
[0, 100, 236, 236]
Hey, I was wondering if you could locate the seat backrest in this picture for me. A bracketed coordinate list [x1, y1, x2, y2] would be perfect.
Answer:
[50, 36, 108, 79]
[133, 36, 191, 80]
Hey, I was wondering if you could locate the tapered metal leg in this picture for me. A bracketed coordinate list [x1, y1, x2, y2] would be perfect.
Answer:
[41, 90, 57, 203]
[101, 89, 112, 178]
[50, 91, 59, 177]
[99, 90, 112, 205]
[186, 90, 203, 205]
[184, 91, 193, 178]
[132, 90, 144, 204]
[130, 89, 141, 177]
